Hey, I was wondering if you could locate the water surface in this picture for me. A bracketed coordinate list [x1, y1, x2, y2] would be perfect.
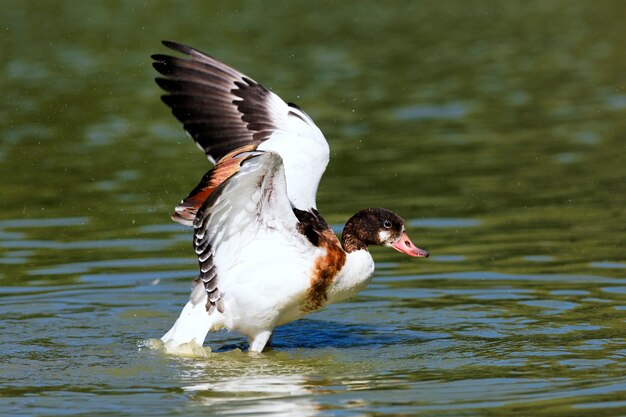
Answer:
[1, 1, 625, 416]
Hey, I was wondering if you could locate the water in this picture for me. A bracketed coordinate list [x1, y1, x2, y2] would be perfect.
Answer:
[1, 1, 625, 415]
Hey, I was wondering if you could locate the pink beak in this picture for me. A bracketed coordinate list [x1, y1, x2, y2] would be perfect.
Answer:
[391, 232, 429, 257]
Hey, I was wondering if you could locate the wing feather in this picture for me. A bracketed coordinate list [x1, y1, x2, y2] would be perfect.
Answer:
[154, 40, 329, 209]
[191, 151, 305, 313]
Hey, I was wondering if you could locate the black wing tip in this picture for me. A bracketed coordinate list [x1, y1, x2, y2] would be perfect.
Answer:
[160, 40, 217, 61]
[151, 53, 171, 63]
[154, 77, 173, 90]
[161, 40, 192, 54]
[153, 41, 193, 64]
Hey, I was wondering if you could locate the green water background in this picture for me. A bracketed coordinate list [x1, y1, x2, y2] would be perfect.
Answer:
[1, 1, 625, 416]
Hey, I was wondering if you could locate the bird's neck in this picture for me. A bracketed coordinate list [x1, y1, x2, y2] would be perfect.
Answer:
[341, 232, 368, 253]
[327, 248, 375, 304]
[341, 218, 370, 253]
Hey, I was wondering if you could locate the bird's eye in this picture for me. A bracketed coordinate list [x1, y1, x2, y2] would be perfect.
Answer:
[384, 220, 392, 229]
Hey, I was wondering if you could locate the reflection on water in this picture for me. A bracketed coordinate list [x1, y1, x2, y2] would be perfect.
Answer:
[2, 0, 626, 416]
[137, 340, 320, 416]
[182, 365, 317, 416]
[186, 376, 317, 417]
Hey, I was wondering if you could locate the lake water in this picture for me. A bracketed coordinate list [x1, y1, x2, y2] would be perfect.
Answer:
[1, 1, 625, 416]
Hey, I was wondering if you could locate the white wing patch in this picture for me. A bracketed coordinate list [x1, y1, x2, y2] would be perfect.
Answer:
[191, 151, 309, 313]
[154, 41, 330, 211]
[258, 96, 330, 210]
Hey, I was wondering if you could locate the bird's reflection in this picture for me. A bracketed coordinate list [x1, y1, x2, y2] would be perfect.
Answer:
[184, 374, 317, 416]
[177, 350, 320, 416]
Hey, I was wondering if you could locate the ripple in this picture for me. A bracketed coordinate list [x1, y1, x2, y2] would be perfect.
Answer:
[524, 255, 555, 262]
[391, 271, 626, 284]
[431, 255, 466, 262]
[409, 218, 481, 229]
[392, 102, 470, 121]
[591, 262, 626, 269]
[0, 217, 88, 229]
[0, 238, 174, 251]
[518, 299, 579, 315]
[550, 289, 590, 296]
[600, 286, 626, 295]
[29, 258, 191, 276]
[605, 94, 626, 110]
[575, 399, 626, 409]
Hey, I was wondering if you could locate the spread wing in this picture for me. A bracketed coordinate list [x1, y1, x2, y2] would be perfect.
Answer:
[191, 151, 312, 313]
[152, 41, 329, 210]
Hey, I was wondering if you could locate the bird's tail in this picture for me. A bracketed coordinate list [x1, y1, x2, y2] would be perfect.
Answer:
[161, 284, 216, 353]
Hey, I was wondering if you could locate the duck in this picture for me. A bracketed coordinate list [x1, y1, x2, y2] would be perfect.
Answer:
[152, 41, 429, 353]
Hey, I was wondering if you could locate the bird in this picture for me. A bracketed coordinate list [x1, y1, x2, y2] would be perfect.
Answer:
[152, 41, 429, 353]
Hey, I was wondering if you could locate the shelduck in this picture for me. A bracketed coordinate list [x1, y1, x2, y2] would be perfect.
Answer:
[152, 41, 428, 353]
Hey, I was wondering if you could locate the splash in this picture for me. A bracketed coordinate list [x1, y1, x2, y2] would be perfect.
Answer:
[137, 338, 212, 357]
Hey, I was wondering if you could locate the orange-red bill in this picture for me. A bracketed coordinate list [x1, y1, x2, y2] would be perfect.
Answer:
[391, 232, 429, 257]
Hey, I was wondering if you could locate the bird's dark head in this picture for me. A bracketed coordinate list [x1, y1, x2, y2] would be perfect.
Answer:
[342, 208, 429, 257]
